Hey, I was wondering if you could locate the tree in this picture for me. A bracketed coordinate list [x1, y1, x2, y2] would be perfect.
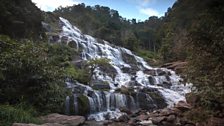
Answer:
[0, 36, 70, 113]
[187, 0, 224, 116]
[86, 58, 110, 86]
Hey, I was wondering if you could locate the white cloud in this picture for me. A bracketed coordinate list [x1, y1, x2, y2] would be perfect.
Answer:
[31, 0, 81, 11]
[127, 0, 156, 7]
[139, 7, 161, 17]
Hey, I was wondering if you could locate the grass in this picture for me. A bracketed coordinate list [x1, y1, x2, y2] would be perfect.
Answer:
[0, 103, 41, 126]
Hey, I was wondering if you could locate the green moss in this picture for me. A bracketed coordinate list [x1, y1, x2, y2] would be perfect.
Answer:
[115, 86, 135, 95]
[77, 95, 90, 116]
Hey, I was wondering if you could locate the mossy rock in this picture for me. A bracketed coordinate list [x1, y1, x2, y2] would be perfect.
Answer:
[147, 91, 167, 109]
[77, 95, 90, 116]
[115, 86, 135, 95]
[91, 80, 110, 91]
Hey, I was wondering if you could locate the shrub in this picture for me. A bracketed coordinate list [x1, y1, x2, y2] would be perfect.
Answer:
[0, 104, 40, 126]
[0, 36, 69, 113]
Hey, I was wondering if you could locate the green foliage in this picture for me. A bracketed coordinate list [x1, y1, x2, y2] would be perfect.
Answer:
[136, 49, 159, 62]
[184, 107, 211, 123]
[65, 65, 90, 85]
[77, 95, 90, 115]
[0, 36, 69, 113]
[186, 0, 224, 116]
[87, 58, 111, 77]
[0, 0, 43, 39]
[0, 104, 41, 126]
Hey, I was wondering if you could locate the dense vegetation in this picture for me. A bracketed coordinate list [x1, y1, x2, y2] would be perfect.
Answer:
[187, 0, 224, 120]
[0, 0, 224, 125]
[0, 0, 43, 39]
[0, 35, 70, 112]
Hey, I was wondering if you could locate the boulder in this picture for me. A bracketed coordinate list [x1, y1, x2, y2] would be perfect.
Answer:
[128, 118, 138, 125]
[161, 61, 187, 73]
[117, 114, 130, 122]
[151, 116, 166, 124]
[175, 101, 192, 112]
[12, 123, 64, 126]
[136, 114, 149, 121]
[91, 80, 110, 90]
[206, 117, 224, 126]
[120, 107, 132, 115]
[136, 92, 157, 110]
[139, 120, 153, 125]
[186, 93, 199, 107]
[156, 69, 167, 76]
[40, 113, 85, 126]
[159, 108, 181, 116]
[144, 69, 157, 76]
[166, 114, 176, 122]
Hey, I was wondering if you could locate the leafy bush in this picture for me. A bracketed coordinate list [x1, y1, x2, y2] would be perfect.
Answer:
[65, 65, 90, 85]
[0, 104, 40, 126]
[0, 36, 70, 113]
[136, 49, 161, 66]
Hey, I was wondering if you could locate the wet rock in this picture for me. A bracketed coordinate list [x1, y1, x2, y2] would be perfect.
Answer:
[120, 107, 132, 115]
[121, 67, 137, 75]
[139, 120, 153, 125]
[144, 69, 157, 76]
[128, 118, 138, 125]
[206, 117, 224, 126]
[161, 121, 174, 126]
[98, 64, 117, 78]
[121, 52, 139, 70]
[137, 114, 149, 121]
[148, 76, 155, 85]
[40, 113, 85, 126]
[151, 116, 166, 124]
[81, 120, 106, 126]
[50, 35, 60, 42]
[91, 80, 110, 90]
[117, 114, 130, 122]
[159, 108, 181, 116]
[13, 123, 64, 126]
[185, 124, 195, 126]
[175, 101, 192, 112]
[137, 92, 157, 110]
[166, 114, 176, 122]
[61, 36, 68, 43]
[161, 61, 187, 73]
[156, 69, 167, 76]
[186, 93, 199, 107]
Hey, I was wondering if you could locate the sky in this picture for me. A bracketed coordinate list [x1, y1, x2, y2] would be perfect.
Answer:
[31, 0, 176, 21]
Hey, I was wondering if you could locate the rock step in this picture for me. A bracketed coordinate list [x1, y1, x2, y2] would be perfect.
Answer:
[13, 113, 85, 126]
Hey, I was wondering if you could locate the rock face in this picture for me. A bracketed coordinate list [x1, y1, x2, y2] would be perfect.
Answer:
[149, 101, 194, 126]
[40, 113, 85, 126]
[205, 117, 224, 126]
[13, 123, 64, 126]
[161, 61, 187, 72]
[175, 100, 192, 112]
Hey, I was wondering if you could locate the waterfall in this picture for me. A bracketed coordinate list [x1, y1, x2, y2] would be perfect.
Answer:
[65, 96, 70, 115]
[73, 94, 78, 115]
[58, 17, 192, 121]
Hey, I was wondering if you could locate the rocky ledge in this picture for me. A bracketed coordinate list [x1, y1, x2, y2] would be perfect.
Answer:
[13, 113, 85, 126]
[13, 101, 224, 126]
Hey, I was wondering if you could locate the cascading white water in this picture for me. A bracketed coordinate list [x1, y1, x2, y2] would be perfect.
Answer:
[59, 17, 192, 121]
